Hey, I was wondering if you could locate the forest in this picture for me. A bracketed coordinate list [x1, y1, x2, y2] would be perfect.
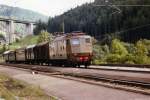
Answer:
[34, 0, 150, 43]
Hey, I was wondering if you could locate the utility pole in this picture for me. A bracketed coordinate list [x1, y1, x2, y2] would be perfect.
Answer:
[62, 15, 65, 33]
[93, 0, 122, 35]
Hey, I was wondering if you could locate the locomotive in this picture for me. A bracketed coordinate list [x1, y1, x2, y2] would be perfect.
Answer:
[3, 32, 93, 68]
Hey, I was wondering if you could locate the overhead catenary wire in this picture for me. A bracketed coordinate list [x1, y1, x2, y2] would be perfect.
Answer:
[93, 1, 150, 39]
[93, 4, 150, 7]
[94, 23, 150, 40]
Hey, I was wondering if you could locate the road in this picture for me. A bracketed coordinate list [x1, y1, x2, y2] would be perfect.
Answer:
[0, 65, 150, 100]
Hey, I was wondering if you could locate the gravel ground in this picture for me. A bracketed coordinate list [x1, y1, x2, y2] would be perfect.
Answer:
[0, 65, 150, 100]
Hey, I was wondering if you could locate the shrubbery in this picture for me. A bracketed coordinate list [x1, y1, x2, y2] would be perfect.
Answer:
[93, 39, 150, 65]
[38, 31, 53, 43]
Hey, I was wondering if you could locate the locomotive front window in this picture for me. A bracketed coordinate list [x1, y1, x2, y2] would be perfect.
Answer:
[71, 39, 80, 45]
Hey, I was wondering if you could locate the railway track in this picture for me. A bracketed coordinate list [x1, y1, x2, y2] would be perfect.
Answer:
[1, 63, 150, 90]
[64, 73, 150, 89]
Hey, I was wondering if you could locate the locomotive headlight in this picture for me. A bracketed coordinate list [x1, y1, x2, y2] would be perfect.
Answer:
[84, 57, 89, 60]
[79, 57, 84, 61]
[79, 56, 89, 61]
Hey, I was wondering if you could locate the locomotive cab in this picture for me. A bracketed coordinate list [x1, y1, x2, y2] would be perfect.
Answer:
[66, 32, 93, 67]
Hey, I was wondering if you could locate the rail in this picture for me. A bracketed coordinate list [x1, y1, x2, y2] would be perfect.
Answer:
[1, 63, 150, 89]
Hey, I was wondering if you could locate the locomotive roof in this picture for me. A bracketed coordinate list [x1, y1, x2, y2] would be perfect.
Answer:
[66, 32, 85, 37]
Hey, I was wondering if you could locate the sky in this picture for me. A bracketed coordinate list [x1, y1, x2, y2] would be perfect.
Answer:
[0, 0, 94, 17]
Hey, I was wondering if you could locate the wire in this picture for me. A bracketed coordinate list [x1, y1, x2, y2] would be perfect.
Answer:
[93, 4, 150, 7]
[116, 23, 150, 34]
[94, 23, 150, 39]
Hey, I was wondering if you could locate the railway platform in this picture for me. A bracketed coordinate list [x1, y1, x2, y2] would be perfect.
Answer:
[90, 65, 150, 73]
[0, 65, 150, 100]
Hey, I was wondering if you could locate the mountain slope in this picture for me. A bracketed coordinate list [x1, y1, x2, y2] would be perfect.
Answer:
[0, 4, 48, 22]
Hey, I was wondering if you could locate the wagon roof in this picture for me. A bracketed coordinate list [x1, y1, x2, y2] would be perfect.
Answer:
[3, 50, 10, 54]
[4, 50, 15, 54]
[36, 42, 49, 47]
[16, 47, 26, 51]
[26, 44, 36, 49]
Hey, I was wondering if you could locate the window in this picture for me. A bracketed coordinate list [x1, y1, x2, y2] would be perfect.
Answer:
[85, 38, 90, 43]
[71, 39, 80, 45]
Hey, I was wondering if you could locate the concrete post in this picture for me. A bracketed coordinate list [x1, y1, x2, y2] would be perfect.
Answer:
[5, 21, 14, 43]
[5, 21, 9, 43]
[7, 20, 15, 43]
[30, 23, 34, 35]
[26, 23, 34, 35]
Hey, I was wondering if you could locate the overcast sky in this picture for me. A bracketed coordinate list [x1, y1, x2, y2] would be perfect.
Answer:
[0, 0, 94, 17]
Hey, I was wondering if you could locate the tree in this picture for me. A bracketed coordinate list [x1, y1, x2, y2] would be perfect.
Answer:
[33, 20, 47, 35]
[38, 31, 53, 43]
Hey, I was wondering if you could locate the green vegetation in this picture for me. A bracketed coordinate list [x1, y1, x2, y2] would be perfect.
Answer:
[93, 39, 150, 65]
[8, 35, 39, 50]
[34, 20, 47, 35]
[0, 74, 51, 100]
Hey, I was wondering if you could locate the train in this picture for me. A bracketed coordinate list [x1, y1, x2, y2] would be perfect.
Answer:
[3, 32, 93, 68]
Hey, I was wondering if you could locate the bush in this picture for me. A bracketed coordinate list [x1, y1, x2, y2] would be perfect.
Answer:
[111, 39, 128, 56]
[92, 44, 109, 64]
[135, 40, 148, 56]
[93, 39, 150, 65]
[106, 54, 122, 63]
[106, 39, 129, 64]
[123, 54, 135, 64]
[92, 59, 107, 65]
[133, 40, 150, 64]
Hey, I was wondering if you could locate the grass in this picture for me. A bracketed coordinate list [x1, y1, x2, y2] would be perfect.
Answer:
[9, 35, 39, 50]
[0, 74, 55, 100]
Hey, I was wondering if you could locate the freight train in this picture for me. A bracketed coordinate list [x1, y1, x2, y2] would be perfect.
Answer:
[3, 32, 93, 68]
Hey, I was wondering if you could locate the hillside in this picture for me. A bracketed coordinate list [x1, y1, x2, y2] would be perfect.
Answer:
[43, 0, 150, 43]
[0, 4, 48, 22]
[9, 35, 39, 50]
